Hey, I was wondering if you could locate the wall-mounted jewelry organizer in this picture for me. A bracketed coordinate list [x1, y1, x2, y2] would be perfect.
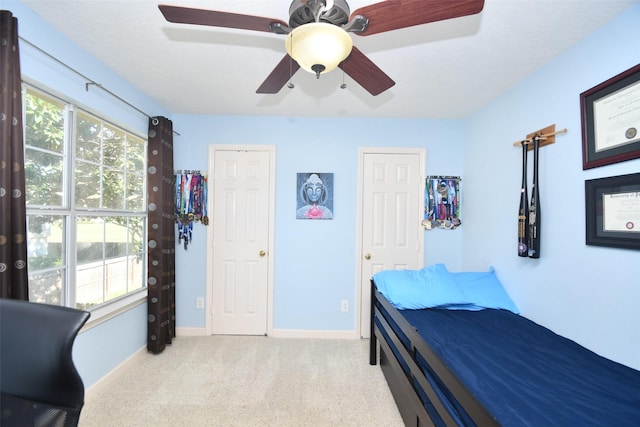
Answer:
[174, 170, 208, 250]
[423, 175, 462, 230]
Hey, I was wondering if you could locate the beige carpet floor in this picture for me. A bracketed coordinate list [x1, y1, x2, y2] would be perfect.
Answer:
[80, 336, 404, 426]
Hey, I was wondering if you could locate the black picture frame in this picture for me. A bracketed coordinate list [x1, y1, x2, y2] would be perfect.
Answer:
[580, 64, 640, 170]
[585, 173, 640, 250]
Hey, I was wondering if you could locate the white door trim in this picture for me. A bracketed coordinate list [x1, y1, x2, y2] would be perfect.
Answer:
[355, 147, 425, 338]
[205, 144, 276, 336]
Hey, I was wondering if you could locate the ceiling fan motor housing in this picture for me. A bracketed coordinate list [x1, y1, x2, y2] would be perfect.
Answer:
[288, 0, 351, 28]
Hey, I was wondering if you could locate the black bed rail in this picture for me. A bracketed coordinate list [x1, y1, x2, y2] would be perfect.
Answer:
[370, 279, 500, 427]
[374, 300, 455, 426]
[374, 311, 434, 426]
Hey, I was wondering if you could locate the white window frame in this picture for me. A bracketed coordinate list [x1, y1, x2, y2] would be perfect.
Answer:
[23, 84, 148, 326]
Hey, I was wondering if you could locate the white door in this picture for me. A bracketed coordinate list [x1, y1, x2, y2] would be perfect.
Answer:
[207, 146, 274, 335]
[358, 148, 425, 338]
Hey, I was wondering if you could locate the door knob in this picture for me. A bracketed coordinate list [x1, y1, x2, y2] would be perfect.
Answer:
[259, 250, 266, 257]
[364, 253, 371, 260]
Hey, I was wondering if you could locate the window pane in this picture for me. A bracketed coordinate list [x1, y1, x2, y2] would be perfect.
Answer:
[126, 171, 144, 210]
[27, 215, 64, 269]
[128, 216, 145, 255]
[75, 160, 101, 208]
[25, 148, 64, 206]
[103, 124, 125, 168]
[105, 216, 128, 258]
[76, 261, 104, 309]
[128, 216, 146, 292]
[126, 136, 145, 211]
[129, 264, 145, 292]
[76, 112, 102, 163]
[76, 216, 105, 263]
[103, 169, 125, 210]
[24, 88, 64, 153]
[127, 135, 145, 170]
[104, 257, 128, 301]
[29, 269, 64, 305]
[76, 216, 105, 309]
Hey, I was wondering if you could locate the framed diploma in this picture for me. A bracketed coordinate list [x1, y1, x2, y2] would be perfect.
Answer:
[580, 64, 640, 170]
[585, 173, 640, 250]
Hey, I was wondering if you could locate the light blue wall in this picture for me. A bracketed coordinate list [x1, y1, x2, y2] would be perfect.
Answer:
[9, 0, 639, 390]
[71, 303, 148, 386]
[8, 0, 171, 388]
[172, 116, 465, 330]
[463, 3, 640, 370]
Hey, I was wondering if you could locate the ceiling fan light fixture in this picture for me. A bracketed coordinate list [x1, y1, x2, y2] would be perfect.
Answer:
[285, 22, 352, 78]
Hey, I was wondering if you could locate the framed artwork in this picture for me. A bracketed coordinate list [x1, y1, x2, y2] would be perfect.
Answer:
[585, 172, 640, 250]
[580, 64, 640, 170]
[296, 172, 333, 219]
[423, 176, 461, 230]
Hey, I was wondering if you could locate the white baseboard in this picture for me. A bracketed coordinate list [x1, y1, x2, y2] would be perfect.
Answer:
[177, 328, 357, 339]
[176, 327, 208, 336]
[269, 329, 358, 340]
[84, 345, 147, 402]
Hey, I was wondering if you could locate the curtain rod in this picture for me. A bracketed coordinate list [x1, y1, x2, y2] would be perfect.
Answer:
[19, 36, 180, 136]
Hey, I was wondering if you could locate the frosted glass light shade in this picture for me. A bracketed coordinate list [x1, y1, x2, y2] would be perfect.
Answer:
[285, 22, 353, 76]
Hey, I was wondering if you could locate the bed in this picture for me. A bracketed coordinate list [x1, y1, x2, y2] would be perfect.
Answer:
[369, 264, 640, 426]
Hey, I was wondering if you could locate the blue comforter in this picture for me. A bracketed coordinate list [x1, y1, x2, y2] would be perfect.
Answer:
[401, 308, 640, 426]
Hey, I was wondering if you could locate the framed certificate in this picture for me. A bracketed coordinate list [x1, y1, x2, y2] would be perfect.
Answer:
[585, 173, 640, 250]
[580, 64, 640, 170]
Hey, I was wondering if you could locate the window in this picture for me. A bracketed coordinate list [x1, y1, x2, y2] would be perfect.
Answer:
[24, 85, 147, 319]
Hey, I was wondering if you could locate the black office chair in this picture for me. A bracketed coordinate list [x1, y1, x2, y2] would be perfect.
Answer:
[0, 298, 90, 427]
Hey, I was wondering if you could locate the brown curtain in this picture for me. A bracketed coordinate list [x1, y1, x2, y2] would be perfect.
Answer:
[0, 10, 29, 300]
[146, 116, 176, 354]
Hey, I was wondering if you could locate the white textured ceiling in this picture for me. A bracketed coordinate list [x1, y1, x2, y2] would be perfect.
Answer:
[20, 0, 636, 118]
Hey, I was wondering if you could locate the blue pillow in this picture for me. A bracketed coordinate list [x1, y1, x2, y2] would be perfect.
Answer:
[373, 264, 470, 310]
[450, 267, 519, 314]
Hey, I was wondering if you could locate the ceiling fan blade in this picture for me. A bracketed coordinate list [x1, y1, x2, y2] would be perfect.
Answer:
[158, 4, 289, 33]
[350, 0, 484, 36]
[339, 47, 395, 96]
[256, 55, 300, 94]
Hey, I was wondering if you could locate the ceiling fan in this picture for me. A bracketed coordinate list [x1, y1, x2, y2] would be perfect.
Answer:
[158, 0, 485, 96]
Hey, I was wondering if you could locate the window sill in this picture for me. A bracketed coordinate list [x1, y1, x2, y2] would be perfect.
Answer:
[80, 289, 147, 332]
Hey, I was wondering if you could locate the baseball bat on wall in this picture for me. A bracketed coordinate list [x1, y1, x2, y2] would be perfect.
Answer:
[528, 135, 541, 258]
[512, 124, 567, 260]
[517, 141, 529, 257]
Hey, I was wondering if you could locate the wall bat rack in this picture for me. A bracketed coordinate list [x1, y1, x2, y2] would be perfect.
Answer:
[512, 124, 568, 150]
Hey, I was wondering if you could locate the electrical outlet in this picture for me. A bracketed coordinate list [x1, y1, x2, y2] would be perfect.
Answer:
[196, 297, 204, 309]
[341, 300, 349, 312]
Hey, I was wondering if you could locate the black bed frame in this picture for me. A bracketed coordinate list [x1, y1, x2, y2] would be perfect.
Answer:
[369, 280, 499, 427]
